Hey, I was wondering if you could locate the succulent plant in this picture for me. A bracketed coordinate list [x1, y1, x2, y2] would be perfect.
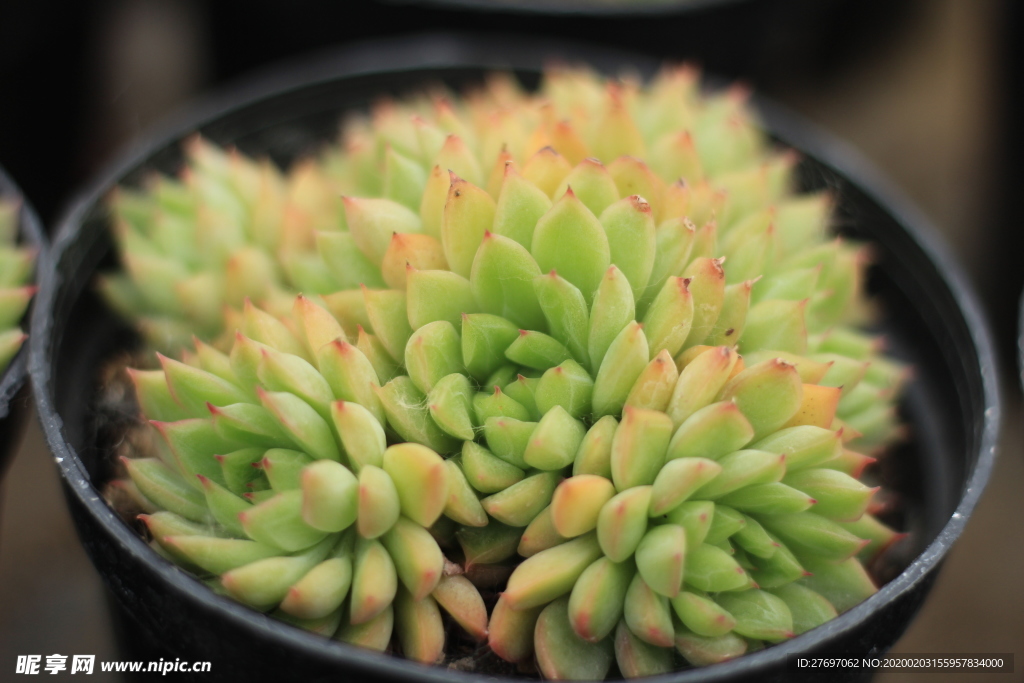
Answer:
[110, 65, 907, 677]
[100, 136, 346, 353]
[0, 198, 36, 372]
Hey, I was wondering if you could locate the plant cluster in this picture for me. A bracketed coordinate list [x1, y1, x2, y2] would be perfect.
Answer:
[0, 199, 35, 372]
[106, 66, 907, 678]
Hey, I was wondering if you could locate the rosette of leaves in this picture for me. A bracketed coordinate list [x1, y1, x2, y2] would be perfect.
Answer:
[111, 66, 908, 676]
[0, 199, 36, 372]
[100, 137, 346, 353]
[121, 294, 505, 661]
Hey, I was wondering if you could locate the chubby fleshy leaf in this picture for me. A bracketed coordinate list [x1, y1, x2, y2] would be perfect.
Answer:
[404, 320, 463, 395]
[685, 543, 751, 593]
[343, 196, 421, 266]
[667, 401, 754, 461]
[473, 386, 531, 424]
[279, 535, 355, 619]
[258, 389, 340, 462]
[770, 583, 837, 635]
[623, 573, 675, 647]
[442, 173, 495, 278]
[718, 482, 816, 516]
[331, 400, 386, 471]
[458, 521, 522, 568]
[222, 535, 334, 610]
[380, 233, 447, 289]
[799, 556, 878, 612]
[715, 589, 794, 641]
[600, 195, 656, 303]
[588, 265, 636, 371]
[532, 189, 610, 304]
[666, 346, 739, 429]
[336, 604, 394, 651]
[739, 299, 808, 355]
[759, 512, 868, 562]
[784, 468, 875, 521]
[535, 596, 615, 681]
[442, 458, 488, 527]
[680, 257, 726, 349]
[615, 619, 674, 678]
[349, 536, 398, 625]
[534, 270, 591, 369]
[503, 532, 602, 610]
[505, 329, 572, 370]
[671, 589, 737, 638]
[394, 588, 445, 665]
[406, 269, 478, 330]
[382, 516, 444, 600]
[718, 358, 804, 440]
[124, 457, 208, 523]
[362, 287, 413, 364]
[519, 504, 568, 558]
[551, 474, 617, 538]
[426, 373, 476, 441]
[470, 232, 546, 330]
[481, 470, 560, 527]
[461, 312, 521, 382]
[611, 406, 672, 490]
[666, 501, 715, 548]
[635, 523, 687, 598]
[569, 557, 634, 642]
[356, 465, 401, 539]
[433, 574, 489, 641]
[625, 350, 679, 413]
[301, 460, 359, 532]
[317, 340, 384, 426]
[593, 322, 650, 419]
[675, 628, 747, 667]
[642, 276, 693, 359]
[649, 458, 723, 516]
[598, 486, 653, 563]
[382, 443, 450, 527]
[482, 416, 536, 469]
[161, 535, 279, 575]
[533, 361, 592, 419]
[554, 158, 619, 217]
[376, 377, 460, 454]
[488, 595, 543, 663]
[239, 489, 328, 552]
[460, 441, 525, 493]
[573, 415, 618, 479]
[493, 164, 552, 249]
[524, 405, 587, 471]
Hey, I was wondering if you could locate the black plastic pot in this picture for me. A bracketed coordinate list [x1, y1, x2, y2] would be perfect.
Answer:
[0, 163, 45, 478]
[31, 34, 998, 683]
[1018, 291, 1024, 395]
[206, 1, 921, 90]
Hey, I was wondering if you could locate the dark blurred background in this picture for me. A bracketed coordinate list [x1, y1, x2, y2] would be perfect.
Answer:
[1, 0, 1021, 680]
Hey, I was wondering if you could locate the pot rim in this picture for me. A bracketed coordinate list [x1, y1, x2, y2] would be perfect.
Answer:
[30, 33, 1000, 682]
[0, 163, 47, 421]
[1018, 289, 1024, 393]
[380, 0, 751, 18]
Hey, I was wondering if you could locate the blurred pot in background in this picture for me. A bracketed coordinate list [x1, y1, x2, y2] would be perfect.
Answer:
[0, 164, 45, 479]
